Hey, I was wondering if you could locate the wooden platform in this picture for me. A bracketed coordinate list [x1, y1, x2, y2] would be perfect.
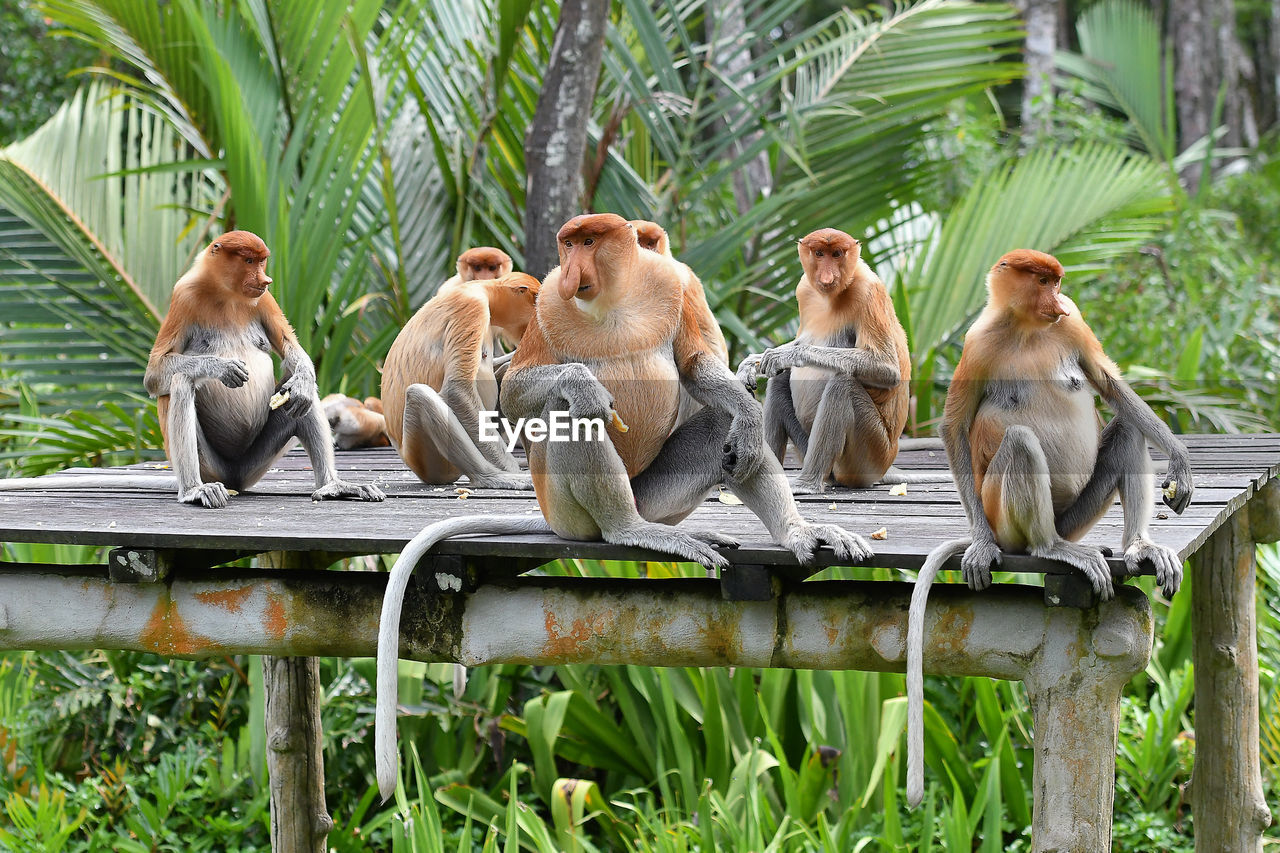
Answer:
[2, 434, 1278, 579]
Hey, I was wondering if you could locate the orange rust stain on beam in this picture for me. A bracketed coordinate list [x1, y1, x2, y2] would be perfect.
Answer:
[140, 596, 216, 655]
[194, 586, 255, 612]
[264, 593, 287, 641]
[928, 604, 974, 657]
[542, 608, 611, 659]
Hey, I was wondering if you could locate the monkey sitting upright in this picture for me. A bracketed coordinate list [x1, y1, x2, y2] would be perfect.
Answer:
[737, 228, 937, 491]
[372, 215, 874, 797]
[380, 270, 540, 490]
[904, 249, 1193, 808]
[142, 231, 386, 507]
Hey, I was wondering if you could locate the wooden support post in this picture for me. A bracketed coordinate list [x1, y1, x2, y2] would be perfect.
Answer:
[259, 552, 333, 853]
[1188, 501, 1274, 853]
[263, 655, 332, 852]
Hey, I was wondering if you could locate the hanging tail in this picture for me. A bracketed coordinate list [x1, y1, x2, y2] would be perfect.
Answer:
[906, 537, 971, 808]
[376, 514, 551, 800]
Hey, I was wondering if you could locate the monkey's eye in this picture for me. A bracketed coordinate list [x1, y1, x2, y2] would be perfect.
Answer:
[1039, 276, 1049, 284]
[584, 238, 594, 246]
[832, 250, 842, 258]
[564, 240, 572, 249]
[246, 257, 254, 265]
[814, 250, 824, 257]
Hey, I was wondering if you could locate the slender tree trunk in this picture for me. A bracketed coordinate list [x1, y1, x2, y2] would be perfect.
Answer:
[1014, 0, 1059, 138]
[706, 0, 771, 217]
[522, 0, 610, 278]
[264, 656, 332, 852]
[1172, 0, 1248, 151]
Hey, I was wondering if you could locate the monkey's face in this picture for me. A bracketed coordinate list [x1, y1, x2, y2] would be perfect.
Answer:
[209, 231, 272, 299]
[556, 214, 631, 301]
[492, 272, 540, 325]
[799, 230, 859, 294]
[990, 250, 1069, 325]
[457, 248, 512, 282]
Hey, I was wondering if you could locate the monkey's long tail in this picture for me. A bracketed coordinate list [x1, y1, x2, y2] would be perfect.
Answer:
[0, 473, 179, 492]
[906, 537, 971, 809]
[376, 514, 552, 801]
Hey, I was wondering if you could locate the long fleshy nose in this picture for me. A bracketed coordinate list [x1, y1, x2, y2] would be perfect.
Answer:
[260, 274, 273, 286]
[558, 258, 581, 300]
[1050, 293, 1070, 317]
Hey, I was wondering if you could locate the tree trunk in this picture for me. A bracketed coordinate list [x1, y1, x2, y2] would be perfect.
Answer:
[522, 0, 610, 278]
[264, 655, 333, 853]
[1014, 0, 1059, 138]
[706, 0, 771, 217]
[1172, 0, 1248, 152]
[1187, 510, 1272, 852]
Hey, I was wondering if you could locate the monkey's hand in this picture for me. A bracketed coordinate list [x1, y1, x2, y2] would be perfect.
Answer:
[960, 536, 1002, 591]
[559, 364, 614, 422]
[277, 373, 317, 419]
[215, 357, 250, 388]
[722, 411, 766, 481]
[735, 354, 764, 391]
[1124, 537, 1183, 597]
[1161, 456, 1194, 515]
[755, 344, 805, 378]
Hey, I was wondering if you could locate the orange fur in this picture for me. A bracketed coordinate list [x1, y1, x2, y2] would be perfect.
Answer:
[146, 231, 288, 459]
[944, 250, 1119, 533]
[381, 271, 538, 483]
[793, 229, 910, 483]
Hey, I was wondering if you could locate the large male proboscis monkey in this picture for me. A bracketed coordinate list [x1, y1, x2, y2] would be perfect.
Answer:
[1, 233, 387, 505]
[373, 214, 873, 799]
[630, 218, 729, 426]
[736, 228, 943, 491]
[322, 394, 390, 449]
[904, 249, 1194, 808]
[380, 271, 540, 489]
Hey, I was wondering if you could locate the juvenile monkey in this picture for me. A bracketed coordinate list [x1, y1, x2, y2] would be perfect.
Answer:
[322, 394, 390, 449]
[452, 246, 512, 283]
[904, 249, 1193, 807]
[736, 228, 937, 491]
[0, 232, 387, 505]
[374, 214, 872, 798]
[380, 271, 540, 489]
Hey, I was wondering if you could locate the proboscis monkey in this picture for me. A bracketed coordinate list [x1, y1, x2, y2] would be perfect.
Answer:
[0, 232, 387, 506]
[447, 246, 518, 348]
[736, 228, 942, 491]
[322, 394, 390, 449]
[380, 271, 540, 490]
[904, 249, 1193, 807]
[630, 218, 728, 426]
[373, 214, 873, 798]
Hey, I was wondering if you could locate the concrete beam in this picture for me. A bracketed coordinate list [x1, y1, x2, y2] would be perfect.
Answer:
[0, 563, 1152, 852]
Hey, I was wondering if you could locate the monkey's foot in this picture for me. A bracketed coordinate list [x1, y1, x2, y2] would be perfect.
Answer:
[311, 480, 386, 502]
[469, 472, 535, 490]
[960, 538, 1002, 590]
[180, 482, 231, 509]
[1032, 539, 1114, 600]
[790, 477, 826, 495]
[607, 524, 730, 569]
[1124, 538, 1183, 597]
[690, 530, 740, 549]
[781, 522, 873, 566]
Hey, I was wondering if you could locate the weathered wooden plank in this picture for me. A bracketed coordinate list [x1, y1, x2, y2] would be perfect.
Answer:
[2, 435, 1277, 580]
